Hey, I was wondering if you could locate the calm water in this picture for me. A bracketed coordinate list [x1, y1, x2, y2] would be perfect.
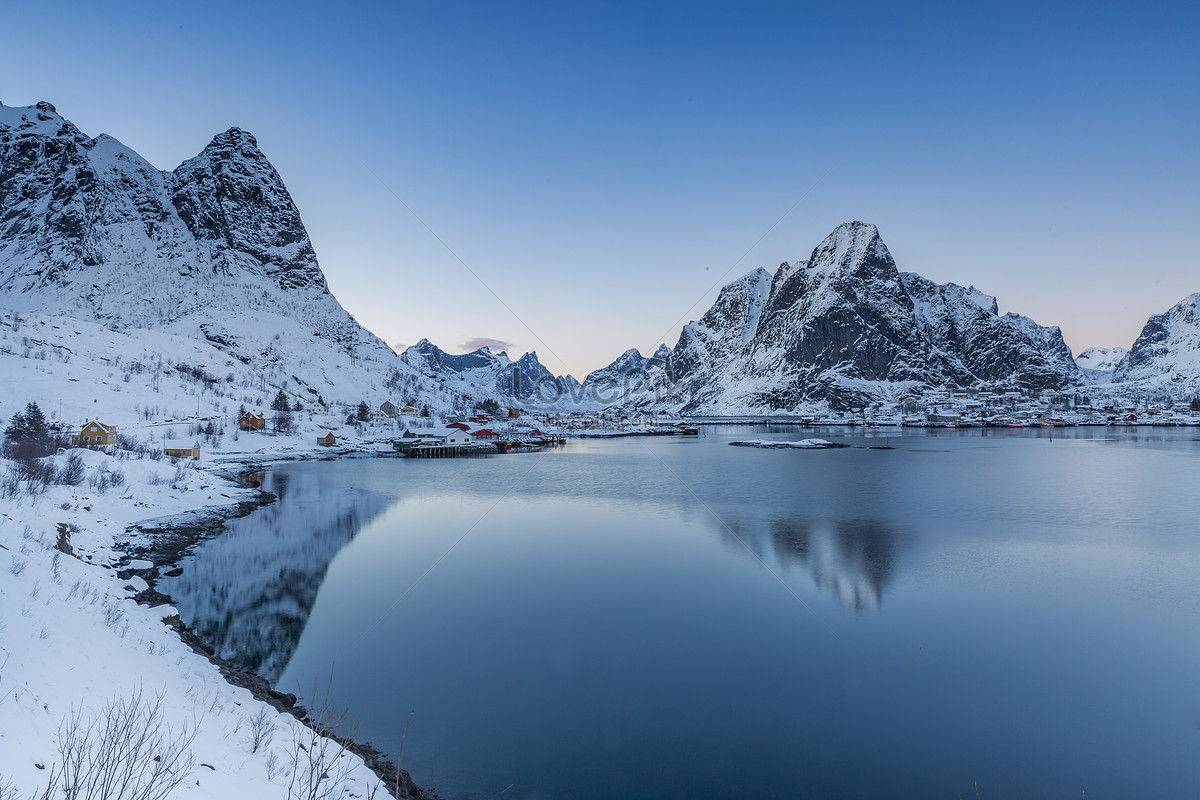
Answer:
[162, 427, 1200, 799]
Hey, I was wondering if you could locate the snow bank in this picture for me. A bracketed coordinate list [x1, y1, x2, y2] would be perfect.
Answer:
[0, 446, 397, 799]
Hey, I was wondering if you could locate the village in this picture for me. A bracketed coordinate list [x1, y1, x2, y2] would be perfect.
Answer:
[46, 384, 1200, 467]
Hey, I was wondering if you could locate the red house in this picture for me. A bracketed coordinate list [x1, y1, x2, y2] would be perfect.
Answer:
[446, 422, 471, 431]
[471, 429, 500, 440]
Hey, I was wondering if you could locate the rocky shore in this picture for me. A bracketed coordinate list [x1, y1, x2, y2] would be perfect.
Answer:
[113, 468, 434, 800]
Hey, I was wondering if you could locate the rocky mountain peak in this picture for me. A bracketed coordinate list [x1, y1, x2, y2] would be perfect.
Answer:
[170, 125, 324, 292]
[1111, 292, 1200, 390]
[204, 127, 260, 152]
[807, 221, 893, 280]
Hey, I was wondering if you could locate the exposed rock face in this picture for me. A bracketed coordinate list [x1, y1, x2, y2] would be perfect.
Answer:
[171, 127, 326, 292]
[1110, 293, 1200, 395]
[582, 344, 671, 403]
[401, 338, 586, 408]
[630, 222, 1085, 413]
[0, 105, 326, 312]
[0, 101, 482, 412]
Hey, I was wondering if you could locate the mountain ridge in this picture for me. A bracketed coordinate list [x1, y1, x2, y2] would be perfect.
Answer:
[3, 102, 1197, 417]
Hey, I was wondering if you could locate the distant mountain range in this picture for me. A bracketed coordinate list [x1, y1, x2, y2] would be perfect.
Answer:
[2, 101, 1197, 417]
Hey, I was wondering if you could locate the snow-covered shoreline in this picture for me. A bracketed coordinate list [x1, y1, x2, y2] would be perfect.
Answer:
[0, 442, 429, 799]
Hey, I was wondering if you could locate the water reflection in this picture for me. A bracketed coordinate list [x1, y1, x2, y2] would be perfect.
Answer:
[159, 468, 392, 682]
[769, 517, 897, 611]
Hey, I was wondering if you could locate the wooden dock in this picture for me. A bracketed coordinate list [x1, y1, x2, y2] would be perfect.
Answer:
[405, 443, 498, 458]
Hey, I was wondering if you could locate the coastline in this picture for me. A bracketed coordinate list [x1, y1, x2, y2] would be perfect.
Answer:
[0, 443, 432, 800]
[114, 461, 435, 800]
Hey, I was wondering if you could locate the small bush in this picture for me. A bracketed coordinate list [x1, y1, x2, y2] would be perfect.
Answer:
[52, 689, 197, 800]
[58, 452, 86, 486]
[243, 707, 275, 754]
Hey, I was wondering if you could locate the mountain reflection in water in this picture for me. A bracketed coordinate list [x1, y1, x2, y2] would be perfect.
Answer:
[159, 430, 1200, 800]
[769, 517, 897, 611]
[158, 469, 391, 682]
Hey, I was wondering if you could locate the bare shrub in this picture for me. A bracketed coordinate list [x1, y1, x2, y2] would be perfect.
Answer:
[287, 680, 358, 800]
[89, 471, 111, 494]
[244, 706, 275, 754]
[0, 469, 20, 499]
[53, 689, 198, 800]
[57, 452, 86, 486]
[9, 459, 52, 494]
[172, 463, 193, 488]
[8, 558, 27, 577]
[102, 603, 124, 629]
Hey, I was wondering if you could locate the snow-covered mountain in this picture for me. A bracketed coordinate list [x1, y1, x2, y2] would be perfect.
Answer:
[5, 102, 1196, 420]
[621, 222, 1084, 413]
[399, 338, 589, 410]
[1075, 346, 1128, 377]
[1109, 294, 1200, 396]
[580, 345, 671, 405]
[0, 101, 483, 419]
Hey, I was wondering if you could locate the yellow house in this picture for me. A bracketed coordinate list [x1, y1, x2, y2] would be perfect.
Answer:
[72, 421, 117, 447]
[164, 441, 201, 460]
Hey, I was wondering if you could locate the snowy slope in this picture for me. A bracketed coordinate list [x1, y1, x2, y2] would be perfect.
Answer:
[0, 448, 412, 800]
[0, 101, 486, 418]
[1075, 346, 1129, 384]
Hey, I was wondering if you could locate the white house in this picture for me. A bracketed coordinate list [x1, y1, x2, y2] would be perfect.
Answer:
[442, 429, 473, 446]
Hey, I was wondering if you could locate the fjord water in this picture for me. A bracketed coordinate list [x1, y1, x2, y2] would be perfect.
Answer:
[164, 427, 1200, 799]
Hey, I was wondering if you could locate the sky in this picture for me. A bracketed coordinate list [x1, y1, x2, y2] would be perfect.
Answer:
[3, 0, 1198, 378]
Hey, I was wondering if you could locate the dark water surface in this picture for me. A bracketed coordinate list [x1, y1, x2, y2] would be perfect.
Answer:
[162, 427, 1200, 799]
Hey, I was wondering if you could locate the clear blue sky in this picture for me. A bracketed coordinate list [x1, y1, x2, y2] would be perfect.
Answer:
[4, 0, 1198, 377]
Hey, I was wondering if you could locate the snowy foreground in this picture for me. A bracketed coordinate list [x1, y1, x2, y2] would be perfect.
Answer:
[0, 441, 412, 799]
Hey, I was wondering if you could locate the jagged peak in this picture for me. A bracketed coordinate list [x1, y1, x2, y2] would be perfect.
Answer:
[202, 127, 261, 152]
[0, 101, 86, 143]
[737, 266, 772, 282]
[1169, 293, 1200, 314]
[806, 221, 894, 279]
